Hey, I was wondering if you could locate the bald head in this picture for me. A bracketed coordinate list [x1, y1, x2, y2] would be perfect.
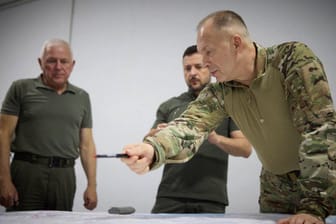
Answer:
[197, 10, 249, 38]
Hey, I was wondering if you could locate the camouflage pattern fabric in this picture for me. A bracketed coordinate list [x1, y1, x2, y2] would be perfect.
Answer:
[145, 42, 336, 219]
[259, 168, 301, 213]
[259, 168, 336, 218]
[269, 42, 336, 219]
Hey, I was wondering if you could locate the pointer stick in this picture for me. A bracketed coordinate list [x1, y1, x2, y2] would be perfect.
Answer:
[95, 153, 129, 158]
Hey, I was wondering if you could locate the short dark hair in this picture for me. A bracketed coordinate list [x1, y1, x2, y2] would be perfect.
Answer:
[182, 45, 198, 58]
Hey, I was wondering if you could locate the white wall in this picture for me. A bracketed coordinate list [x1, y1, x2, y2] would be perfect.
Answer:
[0, 0, 335, 214]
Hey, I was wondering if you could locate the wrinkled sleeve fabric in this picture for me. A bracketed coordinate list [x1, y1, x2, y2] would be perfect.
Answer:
[282, 42, 336, 218]
[1, 80, 21, 116]
[144, 84, 228, 170]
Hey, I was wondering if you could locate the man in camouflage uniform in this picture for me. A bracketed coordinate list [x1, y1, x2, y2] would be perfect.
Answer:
[121, 10, 336, 224]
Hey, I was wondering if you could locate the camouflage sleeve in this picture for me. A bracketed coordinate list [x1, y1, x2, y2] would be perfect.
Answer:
[144, 84, 228, 170]
[282, 42, 336, 218]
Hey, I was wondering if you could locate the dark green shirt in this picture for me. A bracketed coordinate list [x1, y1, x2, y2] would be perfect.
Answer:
[153, 89, 238, 205]
[1, 75, 92, 158]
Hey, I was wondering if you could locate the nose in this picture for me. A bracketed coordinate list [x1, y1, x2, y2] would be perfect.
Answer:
[55, 60, 63, 69]
[190, 66, 198, 75]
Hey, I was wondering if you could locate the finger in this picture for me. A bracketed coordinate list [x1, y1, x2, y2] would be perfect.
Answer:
[84, 197, 93, 210]
[91, 201, 97, 210]
[131, 164, 149, 175]
[0, 197, 6, 207]
[4, 196, 14, 207]
[128, 163, 145, 173]
[157, 123, 168, 129]
[122, 145, 143, 157]
[276, 217, 289, 224]
[14, 199, 19, 207]
[14, 192, 19, 206]
[121, 155, 139, 164]
[128, 162, 147, 174]
[132, 160, 150, 174]
[84, 202, 91, 210]
[137, 166, 150, 175]
[277, 216, 322, 224]
[85, 201, 96, 210]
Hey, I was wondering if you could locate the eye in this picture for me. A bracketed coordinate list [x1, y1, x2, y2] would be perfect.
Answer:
[184, 65, 192, 72]
[60, 59, 71, 65]
[204, 47, 215, 57]
[46, 58, 57, 64]
[195, 64, 204, 70]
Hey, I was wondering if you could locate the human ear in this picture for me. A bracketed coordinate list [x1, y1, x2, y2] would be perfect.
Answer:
[232, 35, 242, 49]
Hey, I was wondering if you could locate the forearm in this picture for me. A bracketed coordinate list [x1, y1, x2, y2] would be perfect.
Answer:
[0, 132, 13, 182]
[0, 145, 11, 182]
[80, 145, 97, 188]
[144, 120, 210, 169]
[79, 127, 97, 188]
[207, 129, 252, 158]
[145, 85, 228, 168]
[297, 119, 336, 218]
[209, 134, 251, 158]
[0, 115, 18, 181]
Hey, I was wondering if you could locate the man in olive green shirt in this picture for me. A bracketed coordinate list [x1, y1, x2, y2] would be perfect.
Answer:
[148, 45, 251, 213]
[0, 39, 97, 211]
[121, 11, 336, 224]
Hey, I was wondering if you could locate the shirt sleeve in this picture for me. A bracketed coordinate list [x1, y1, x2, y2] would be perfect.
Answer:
[283, 42, 336, 218]
[228, 117, 239, 133]
[1, 80, 21, 116]
[144, 84, 228, 170]
[80, 91, 93, 129]
[151, 102, 169, 129]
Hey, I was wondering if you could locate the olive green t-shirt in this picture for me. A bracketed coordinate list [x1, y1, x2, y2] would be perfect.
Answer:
[152, 90, 238, 204]
[1, 76, 92, 158]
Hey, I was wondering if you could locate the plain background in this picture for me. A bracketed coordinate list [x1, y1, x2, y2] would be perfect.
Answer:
[0, 0, 335, 213]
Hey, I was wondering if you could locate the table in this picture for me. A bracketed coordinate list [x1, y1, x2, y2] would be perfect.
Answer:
[0, 211, 335, 224]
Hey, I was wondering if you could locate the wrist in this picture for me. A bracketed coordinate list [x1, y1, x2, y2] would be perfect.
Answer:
[143, 140, 161, 170]
[87, 182, 97, 189]
[297, 205, 328, 221]
[0, 172, 11, 182]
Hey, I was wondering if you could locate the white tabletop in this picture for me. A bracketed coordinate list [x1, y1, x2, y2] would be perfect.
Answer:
[0, 211, 335, 224]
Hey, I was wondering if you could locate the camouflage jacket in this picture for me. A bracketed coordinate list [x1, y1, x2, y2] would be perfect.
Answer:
[144, 42, 336, 218]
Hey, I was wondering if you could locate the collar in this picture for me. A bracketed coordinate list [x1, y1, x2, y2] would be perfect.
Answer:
[36, 74, 76, 94]
[223, 42, 267, 88]
[254, 42, 267, 79]
[187, 88, 199, 100]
